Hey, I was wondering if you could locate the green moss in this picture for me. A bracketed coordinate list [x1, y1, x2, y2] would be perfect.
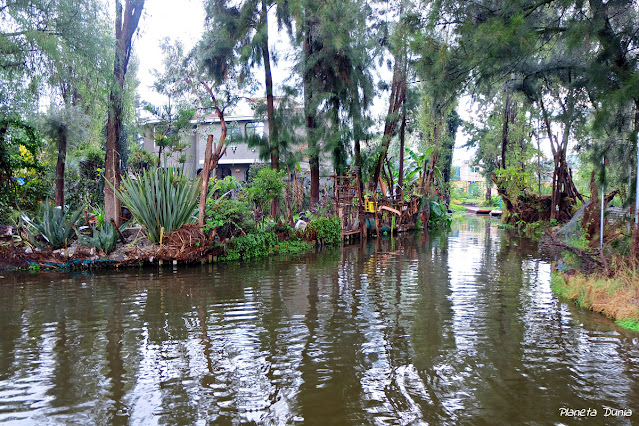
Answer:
[615, 319, 639, 332]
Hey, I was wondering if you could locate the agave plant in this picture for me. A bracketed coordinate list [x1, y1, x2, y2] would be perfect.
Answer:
[20, 201, 85, 249]
[77, 221, 126, 254]
[114, 168, 199, 243]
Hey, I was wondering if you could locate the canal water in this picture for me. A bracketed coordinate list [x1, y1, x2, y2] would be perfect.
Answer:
[0, 215, 637, 425]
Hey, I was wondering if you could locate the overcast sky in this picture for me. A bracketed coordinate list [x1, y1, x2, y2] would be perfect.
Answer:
[134, 0, 204, 106]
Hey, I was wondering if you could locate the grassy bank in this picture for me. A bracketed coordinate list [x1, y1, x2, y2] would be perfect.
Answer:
[551, 269, 639, 332]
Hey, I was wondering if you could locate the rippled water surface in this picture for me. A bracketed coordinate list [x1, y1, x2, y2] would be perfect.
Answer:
[1, 215, 638, 425]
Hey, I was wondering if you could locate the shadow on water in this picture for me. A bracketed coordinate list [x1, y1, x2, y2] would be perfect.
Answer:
[0, 215, 637, 424]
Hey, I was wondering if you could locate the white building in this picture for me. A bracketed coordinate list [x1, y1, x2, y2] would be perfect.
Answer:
[459, 160, 484, 182]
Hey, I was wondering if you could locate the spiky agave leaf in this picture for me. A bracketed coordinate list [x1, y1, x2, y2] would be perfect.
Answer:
[113, 168, 199, 243]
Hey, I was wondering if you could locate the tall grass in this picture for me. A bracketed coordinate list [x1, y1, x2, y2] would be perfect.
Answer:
[116, 168, 199, 243]
[551, 262, 639, 332]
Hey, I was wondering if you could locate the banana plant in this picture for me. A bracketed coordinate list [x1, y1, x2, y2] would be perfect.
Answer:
[399, 146, 440, 190]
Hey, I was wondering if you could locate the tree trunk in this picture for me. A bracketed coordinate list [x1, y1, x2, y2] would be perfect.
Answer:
[105, 96, 123, 226]
[353, 96, 364, 195]
[424, 149, 439, 198]
[420, 118, 442, 197]
[501, 90, 511, 169]
[285, 172, 294, 226]
[104, 0, 145, 226]
[539, 94, 561, 220]
[398, 106, 406, 199]
[634, 99, 639, 257]
[485, 184, 491, 202]
[309, 150, 320, 211]
[354, 135, 363, 195]
[54, 126, 67, 207]
[198, 135, 214, 228]
[156, 145, 163, 168]
[198, 84, 228, 227]
[262, 0, 280, 219]
[385, 159, 394, 198]
[370, 55, 406, 192]
[303, 14, 320, 211]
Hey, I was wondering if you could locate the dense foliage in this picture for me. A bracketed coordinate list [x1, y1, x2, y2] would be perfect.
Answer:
[204, 197, 256, 238]
[307, 216, 342, 245]
[0, 116, 47, 223]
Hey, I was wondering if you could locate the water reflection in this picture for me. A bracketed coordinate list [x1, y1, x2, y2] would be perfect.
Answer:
[0, 215, 637, 424]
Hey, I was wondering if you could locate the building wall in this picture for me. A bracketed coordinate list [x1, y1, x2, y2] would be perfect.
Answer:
[459, 160, 484, 182]
[141, 114, 334, 184]
[142, 118, 264, 181]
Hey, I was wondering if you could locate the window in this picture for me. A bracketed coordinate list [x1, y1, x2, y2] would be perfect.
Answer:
[227, 123, 242, 142]
[245, 122, 264, 138]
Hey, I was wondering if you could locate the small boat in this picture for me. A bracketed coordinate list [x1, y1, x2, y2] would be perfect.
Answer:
[476, 209, 491, 215]
[490, 210, 503, 216]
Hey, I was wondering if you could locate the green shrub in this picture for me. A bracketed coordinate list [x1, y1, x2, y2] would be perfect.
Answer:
[307, 216, 341, 244]
[479, 195, 502, 208]
[65, 143, 105, 210]
[494, 168, 533, 205]
[222, 230, 312, 261]
[127, 146, 155, 174]
[247, 168, 284, 216]
[204, 198, 256, 238]
[115, 167, 199, 243]
[0, 116, 48, 219]
[229, 231, 278, 259]
[0, 201, 19, 225]
[21, 201, 84, 249]
[274, 239, 312, 254]
[209, 176, 241, 198]
[268, 223, 298, 240]
[246, 162, 270, 183]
